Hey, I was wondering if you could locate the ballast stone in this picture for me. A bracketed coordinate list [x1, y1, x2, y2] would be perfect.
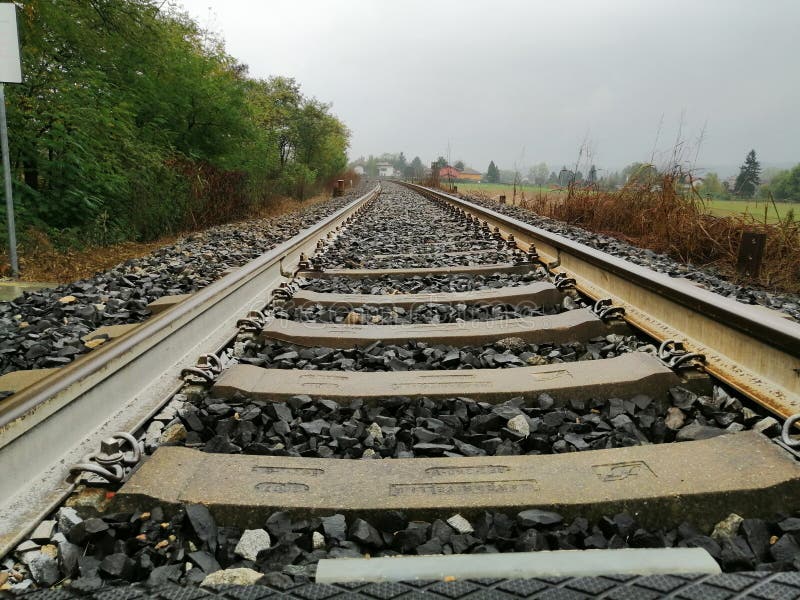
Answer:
[201, 568, 263, 586]
[234, 529, 271, 561]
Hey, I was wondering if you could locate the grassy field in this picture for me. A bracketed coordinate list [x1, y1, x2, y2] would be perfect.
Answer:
[448, 182, 798, 223]
[704, 199, 797, 223]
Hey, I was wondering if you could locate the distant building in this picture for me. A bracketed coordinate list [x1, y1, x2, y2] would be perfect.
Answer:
[439, 166, 482, 182]
[353, 165, 365, 176]
[439, 166, 460, 180]
[377, 162, 395, 177]
[459, 167, 482, 182]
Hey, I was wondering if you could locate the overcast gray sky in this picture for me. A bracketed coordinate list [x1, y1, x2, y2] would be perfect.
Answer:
[177, 0, 799, 175]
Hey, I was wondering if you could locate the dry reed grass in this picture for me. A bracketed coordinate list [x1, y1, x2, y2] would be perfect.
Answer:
[464, 170, 799, 294]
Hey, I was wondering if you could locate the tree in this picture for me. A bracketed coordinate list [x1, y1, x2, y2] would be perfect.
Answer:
[547, 171, 558, 185]
[528, 162, 548, 186]
[407, 156, 425, 179]
[485, 161, 500, 183]
[587, 165, 597, 184]
[432, 156, 448, 170]
[454, 160, 465, 171]
[699, 172, 725, 197]
[734, 150, 761, 198]
[769, 164, 800, 201]
[393, 152, 407, 172]
[3, 0, 350, 246]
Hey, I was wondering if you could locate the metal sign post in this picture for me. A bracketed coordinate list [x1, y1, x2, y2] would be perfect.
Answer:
[0, 4, 23, 277]
[0, 83, 17, 276]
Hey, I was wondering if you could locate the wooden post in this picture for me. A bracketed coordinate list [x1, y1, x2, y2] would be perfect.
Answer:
[737, 232, 766, 278]
[499, 195, 506, 205]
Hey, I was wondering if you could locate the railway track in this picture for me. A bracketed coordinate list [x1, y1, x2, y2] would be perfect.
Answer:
[2, 181, 800, 598]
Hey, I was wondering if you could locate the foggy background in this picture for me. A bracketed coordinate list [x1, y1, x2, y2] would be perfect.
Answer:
[177, 0, 799, 176]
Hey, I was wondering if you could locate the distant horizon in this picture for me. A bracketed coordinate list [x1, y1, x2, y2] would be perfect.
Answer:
[179, 0, 799, 173]
[347, 154, 796, 180]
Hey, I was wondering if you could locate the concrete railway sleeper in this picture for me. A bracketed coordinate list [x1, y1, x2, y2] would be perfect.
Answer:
[3, 182, 800, 597]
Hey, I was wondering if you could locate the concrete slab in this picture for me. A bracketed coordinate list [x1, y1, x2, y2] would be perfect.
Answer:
[113, 431, 800, 530]
[297, 263, 534, 279]
[0, 280, 56, 302]
[315, 548, 720, 582]
[80, 323, 139, 343]
[0, 369, 58, 394]
[261, 308, 629, 348]
[147, 294, 192, 315]
[289, 282, 563, 310]
[213, 352, 695, 404]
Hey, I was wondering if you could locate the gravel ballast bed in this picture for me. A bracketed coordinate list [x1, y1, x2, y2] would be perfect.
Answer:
[298, 270, 549, 294]
[241, 333, 647, 372]
[3, 385, 785, 592]
[171, 383, 767, 458]
[465, 196, 800, 321]
[318, 185, 518, 269]
[11, 505, 800, 593]
[0, 184, 371, 377]
[279, 302, 562, 325]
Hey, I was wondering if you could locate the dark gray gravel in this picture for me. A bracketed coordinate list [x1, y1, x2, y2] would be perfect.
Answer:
[173, 384, 766, 458]
[2, 385, 782, 592]
[7, 491, 797, 591]
[465, 196, 800, 321]
[279, 301, 562, 325]
[241, 334, 647, 372]
[298, 270, 549, 294]
[316, 184, 520, 269]
[0, 184, 372, 376]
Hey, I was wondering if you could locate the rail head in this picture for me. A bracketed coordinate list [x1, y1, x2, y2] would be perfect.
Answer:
[0, 184, 380, 438]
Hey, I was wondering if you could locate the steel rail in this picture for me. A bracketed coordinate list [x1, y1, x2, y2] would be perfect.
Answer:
[403, 182, 800, 416]
[0, 184, 380, 555]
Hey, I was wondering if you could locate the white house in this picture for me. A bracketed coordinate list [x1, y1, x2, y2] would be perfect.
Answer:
[377, 162, 395, 177]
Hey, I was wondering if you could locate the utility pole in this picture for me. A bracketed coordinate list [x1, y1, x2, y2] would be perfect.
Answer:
[0, 4, 23, 278]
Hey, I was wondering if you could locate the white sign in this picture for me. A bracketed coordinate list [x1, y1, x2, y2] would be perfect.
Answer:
[0, 4, 22, 83]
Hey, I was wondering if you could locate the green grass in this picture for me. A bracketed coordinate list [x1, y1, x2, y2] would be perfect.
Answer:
[703, 199, 798, 223]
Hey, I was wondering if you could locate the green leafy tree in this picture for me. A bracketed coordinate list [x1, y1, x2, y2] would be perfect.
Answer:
[2, 0, 350, 248]
[734, 150, 761, 198]
[485, 160, 500, 183]
[699, 172, 725, 197]
[454, 160, 465, 171]
[769, 164, 800, 201]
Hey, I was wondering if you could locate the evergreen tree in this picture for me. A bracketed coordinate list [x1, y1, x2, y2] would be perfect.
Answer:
[454, 160, 465, 171]
[734, 150, 761, 198]
[486, 161, 500, 183]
